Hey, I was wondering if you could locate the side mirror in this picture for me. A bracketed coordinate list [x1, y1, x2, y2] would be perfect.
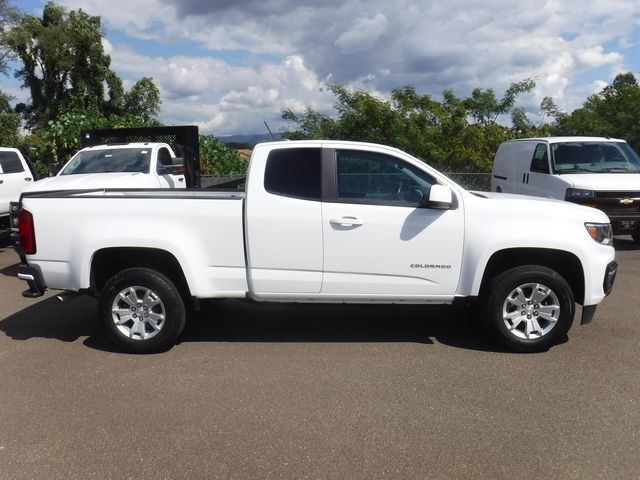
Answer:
[422, 184, 455, 209]
[159, 157, 185, 175]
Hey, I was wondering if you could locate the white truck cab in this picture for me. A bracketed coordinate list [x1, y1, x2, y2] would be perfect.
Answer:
[22, 142, 186, 194]
[0, 148, 35, 241]
[491, 137, 640, 241]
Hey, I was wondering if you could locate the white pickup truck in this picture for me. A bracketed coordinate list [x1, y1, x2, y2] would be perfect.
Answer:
[1, 148, 36, 242]
[5, 142, 186, 241]
[14, 141, 618, 353]
[22, 142, 186, 193]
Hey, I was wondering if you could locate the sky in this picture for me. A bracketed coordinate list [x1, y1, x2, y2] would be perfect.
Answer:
[6, 0, 640, 136]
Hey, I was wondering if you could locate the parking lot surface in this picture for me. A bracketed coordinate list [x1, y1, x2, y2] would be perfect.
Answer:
[0, 241, 639, 479]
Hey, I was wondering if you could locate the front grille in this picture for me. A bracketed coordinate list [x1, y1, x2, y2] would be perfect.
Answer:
[595, 191, 640, 199]
[602, 205, 640, 214]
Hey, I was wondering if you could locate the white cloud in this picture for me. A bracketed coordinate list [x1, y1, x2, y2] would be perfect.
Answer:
[53, 0, 640, 133]
[576, 46, 623, 69]
[103, 43, 334, 134]
[334, 13, 388, 53]
[220, 86, 280, 111]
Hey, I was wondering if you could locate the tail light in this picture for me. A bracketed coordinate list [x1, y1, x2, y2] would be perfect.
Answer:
[18, 209, 36, 254]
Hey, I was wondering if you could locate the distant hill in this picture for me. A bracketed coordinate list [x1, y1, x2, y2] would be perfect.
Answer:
[218, 133, 282, 146]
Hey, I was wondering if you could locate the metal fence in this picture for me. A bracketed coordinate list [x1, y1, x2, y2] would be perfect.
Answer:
[443, 172, 492, 191]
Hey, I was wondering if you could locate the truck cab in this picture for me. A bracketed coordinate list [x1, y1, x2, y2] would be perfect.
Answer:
[20, 143, 186, 195]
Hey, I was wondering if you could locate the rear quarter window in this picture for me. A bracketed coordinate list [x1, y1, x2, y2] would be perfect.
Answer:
[264, 148, 322, 200]
[0, 151, 25, 174]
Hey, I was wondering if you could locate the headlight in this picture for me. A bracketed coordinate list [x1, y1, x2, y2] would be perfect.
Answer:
[566, 188, 595, 201]
[585, 223, 613, 245]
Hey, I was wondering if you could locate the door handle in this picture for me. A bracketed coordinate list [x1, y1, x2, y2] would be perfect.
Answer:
[25, 177, 32, 181]
[330, 216, 364, 227]
[0, 179, 3, 184]
[178, 177, 184, 182]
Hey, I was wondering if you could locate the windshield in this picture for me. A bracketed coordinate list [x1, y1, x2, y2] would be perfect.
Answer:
[552, 142, 640, 174]
[60, 148, 151, 175]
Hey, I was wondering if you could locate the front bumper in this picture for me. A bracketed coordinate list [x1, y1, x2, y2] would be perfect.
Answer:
[607, 215, 640, 236]
[581, 260, 618, 325]
[603, 261, 618, 296]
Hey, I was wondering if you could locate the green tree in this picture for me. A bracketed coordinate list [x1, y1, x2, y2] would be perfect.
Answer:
[123, 77, 162, 124]
[281, 107, 337, 140]
[199, 135, 246, 175]
[463, 79, 535, 126]
[42, 108, 161, 164]
[6, 2, 114, 128]
[552, 73, 640, 150]
[0, 0, 19, 74]
[104, 70, 125, 116]
[282, 80, 535, 172]
[4, 2, 163, 163]
[0, 90, 20, 146]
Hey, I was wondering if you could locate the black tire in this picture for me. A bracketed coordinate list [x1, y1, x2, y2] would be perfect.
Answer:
[98, 268, 186, 354]
[481, 265, 575, 353]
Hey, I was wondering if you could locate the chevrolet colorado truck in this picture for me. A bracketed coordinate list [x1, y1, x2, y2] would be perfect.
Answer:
[13, 141, 618, 353]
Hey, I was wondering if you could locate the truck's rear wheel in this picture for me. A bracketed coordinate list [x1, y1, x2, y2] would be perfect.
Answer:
[98, 268, 186, 354]
[482, 265, 574, 352]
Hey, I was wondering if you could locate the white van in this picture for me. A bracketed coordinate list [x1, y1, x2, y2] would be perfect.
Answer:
[491, 137, 640, 241]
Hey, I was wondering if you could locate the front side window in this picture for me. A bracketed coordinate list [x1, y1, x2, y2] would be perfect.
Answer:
[264, 148, 321, 200]
[0, 151, 25, 174]
[60, 148, 151, 175]
[336, 150, 435, 206]
[530, 143, 549, 173]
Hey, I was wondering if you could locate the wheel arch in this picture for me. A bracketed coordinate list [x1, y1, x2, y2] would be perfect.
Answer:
[90, 247, 192, 301]
[479, 248, 585, 304]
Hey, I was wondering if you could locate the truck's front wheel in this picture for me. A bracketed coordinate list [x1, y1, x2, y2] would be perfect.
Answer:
[98, 268, 186, 354]
[482, 265, 574, 352]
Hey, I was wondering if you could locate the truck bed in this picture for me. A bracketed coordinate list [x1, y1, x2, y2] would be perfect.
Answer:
[20, 188, 248, 298]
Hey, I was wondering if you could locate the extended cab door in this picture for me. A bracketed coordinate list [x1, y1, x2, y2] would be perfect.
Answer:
[0, 150, 32, 215]
[245, 145, 324, 294]
[321, 148, 464, 299]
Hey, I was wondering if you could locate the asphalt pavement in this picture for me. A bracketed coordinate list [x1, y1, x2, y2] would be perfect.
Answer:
[0, 241, 638, 479]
